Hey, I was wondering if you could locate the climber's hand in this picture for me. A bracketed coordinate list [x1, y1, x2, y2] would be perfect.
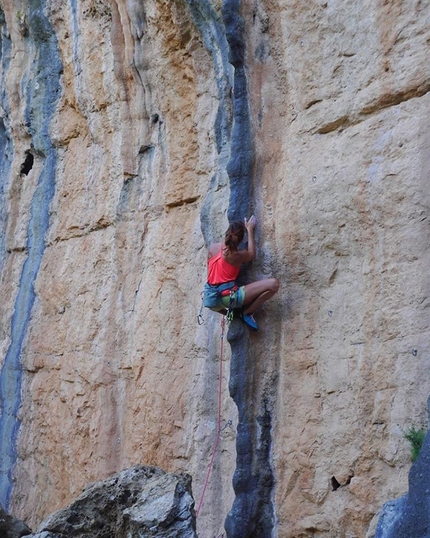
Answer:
[244, 215, 257, 231]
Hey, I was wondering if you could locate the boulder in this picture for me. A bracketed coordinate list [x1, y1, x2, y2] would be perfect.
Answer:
[27, 466, 196, 538]
[0, 503, 31, 537]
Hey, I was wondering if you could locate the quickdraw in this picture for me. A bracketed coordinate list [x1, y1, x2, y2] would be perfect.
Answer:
[197, 291, 205, 325]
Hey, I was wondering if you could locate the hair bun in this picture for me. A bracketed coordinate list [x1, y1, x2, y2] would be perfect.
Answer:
[224, 221, 245, 251]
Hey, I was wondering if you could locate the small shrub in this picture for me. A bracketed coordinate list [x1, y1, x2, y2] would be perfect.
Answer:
[403, 426, 426, 462]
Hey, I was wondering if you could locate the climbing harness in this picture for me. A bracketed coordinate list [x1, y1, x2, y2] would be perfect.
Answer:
[202, 281, 237, 309]
[195, 316, 226, 518]
[226, 289, 237, 322]
[198, 286, 238, 326]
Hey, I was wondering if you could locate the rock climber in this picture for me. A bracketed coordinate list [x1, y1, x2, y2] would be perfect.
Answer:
[204, 216, 279, 331]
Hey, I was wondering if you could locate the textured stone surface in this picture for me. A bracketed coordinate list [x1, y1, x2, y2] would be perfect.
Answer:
[0, 1, 429, 537]
[0, 502, 31, 537]
[24, 465, 196, 537]
[374, 429, 430, 538]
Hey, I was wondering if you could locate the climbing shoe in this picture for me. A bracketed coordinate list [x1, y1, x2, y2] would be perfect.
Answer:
[242, 313, 258, 331]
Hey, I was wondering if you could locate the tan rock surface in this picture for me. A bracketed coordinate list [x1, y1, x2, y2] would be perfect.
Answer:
[0, 0, 428, 537]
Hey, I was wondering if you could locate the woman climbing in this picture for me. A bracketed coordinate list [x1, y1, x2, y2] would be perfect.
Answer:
[204, 216, 279, 331]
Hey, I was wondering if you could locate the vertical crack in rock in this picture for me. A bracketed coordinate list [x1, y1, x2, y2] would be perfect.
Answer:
[223, 1, 275, 536]
[0, 0, 62, 509]
[184, 0, 232, 157]
[222, 0, 252, 225]
[190, 0, 275, 534]
[223, 1, 259, 535]
[0, 8, 12, 275]
[225, 324, 275, 538]
[184, 0, 233, 246]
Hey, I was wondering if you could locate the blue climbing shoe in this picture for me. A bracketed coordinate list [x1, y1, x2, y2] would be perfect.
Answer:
[242, 313, 258, 331]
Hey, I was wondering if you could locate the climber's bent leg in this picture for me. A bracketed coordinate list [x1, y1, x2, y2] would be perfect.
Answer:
[242, 278, 279, 315]
[219, 286, 246, 311]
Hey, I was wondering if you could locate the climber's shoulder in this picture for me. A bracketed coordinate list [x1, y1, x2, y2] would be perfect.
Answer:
[229, 248, 255, 265]
[208, 242, 222, 259]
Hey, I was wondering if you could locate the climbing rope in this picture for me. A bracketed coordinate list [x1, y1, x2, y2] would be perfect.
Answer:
[195, 316, 226, 518]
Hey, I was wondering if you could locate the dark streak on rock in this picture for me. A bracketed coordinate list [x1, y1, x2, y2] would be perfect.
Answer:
[375, 428, 430, 537]
[222, 0, 252, 223]
[187, 1, 275, 534]
[0, 0, 62, 508]
[0, 7, 12, 276]
[222, 2, 275, 538]
[184, 0, 234, 247]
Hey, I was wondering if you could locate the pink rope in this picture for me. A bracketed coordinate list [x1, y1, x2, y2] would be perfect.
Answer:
[196, 317, 226, 518]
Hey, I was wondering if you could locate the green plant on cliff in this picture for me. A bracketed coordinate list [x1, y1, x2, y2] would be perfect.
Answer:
[403, 426, 426, 462]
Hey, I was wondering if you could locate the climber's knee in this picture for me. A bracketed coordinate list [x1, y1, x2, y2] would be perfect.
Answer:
[269, 278, 280, 293]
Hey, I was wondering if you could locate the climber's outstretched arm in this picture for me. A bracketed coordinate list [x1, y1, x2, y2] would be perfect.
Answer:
[227, 215, 257, 265]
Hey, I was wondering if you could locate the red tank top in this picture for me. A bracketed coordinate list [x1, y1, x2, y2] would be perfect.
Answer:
[207, 250, 240, 285]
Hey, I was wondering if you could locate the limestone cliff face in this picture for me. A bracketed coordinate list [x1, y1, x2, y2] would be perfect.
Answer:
[0, 0, 429, 537]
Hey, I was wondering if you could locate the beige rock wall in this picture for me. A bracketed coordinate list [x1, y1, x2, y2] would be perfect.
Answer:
[249, 2, 430, 535]
[0, 0, 429, 537]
